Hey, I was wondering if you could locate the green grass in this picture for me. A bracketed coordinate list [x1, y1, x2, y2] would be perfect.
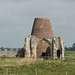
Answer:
[65, 51, 75, 58]
[0, 60, 75, 75]
[0, 51, 75, 75]
[0, 56, 36, 66]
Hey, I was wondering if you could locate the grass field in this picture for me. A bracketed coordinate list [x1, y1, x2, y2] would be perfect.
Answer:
[0, 60, 75, 75]
[65, 51, 75, 58]
[0, 51, 75, 75]
[0, 57, 36, 66]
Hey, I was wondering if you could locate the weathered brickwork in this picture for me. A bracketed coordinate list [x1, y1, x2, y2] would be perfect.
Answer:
[24, 18, 65, 60]
[31, 18, 53, 38]
[36, 40, 50, 57]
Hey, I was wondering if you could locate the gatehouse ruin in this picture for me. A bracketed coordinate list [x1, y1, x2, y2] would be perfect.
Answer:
[24, 18, 65, 60]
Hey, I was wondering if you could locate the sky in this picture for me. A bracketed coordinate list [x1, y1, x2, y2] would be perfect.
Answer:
[0, 0, 75, 48]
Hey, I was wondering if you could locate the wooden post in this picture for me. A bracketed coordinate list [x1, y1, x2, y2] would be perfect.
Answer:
[35, 69, 37, 75]
[6, 68, 8, 75]
[66, 70, 67, 75]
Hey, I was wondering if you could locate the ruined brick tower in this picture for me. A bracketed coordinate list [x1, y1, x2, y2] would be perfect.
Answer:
[31, 18, 53, 38]
[31, 18, 53, 57]
[24, 18, 65, 60]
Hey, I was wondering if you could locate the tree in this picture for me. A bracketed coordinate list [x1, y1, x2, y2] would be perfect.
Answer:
[1, 47, 4, 50]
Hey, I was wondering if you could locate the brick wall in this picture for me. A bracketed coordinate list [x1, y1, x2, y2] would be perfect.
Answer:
[31, 18, 53, 38]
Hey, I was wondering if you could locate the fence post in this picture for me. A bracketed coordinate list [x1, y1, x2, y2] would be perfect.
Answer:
[6, 68, 8, 75]
[66, 70, 67, 75]
[35, 69, 37, 75]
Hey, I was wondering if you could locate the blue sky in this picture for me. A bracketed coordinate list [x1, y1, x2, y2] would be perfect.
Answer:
[0, 0, 75, 48]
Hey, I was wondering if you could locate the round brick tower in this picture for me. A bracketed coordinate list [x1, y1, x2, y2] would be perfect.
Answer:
[31, 18, 53, 38]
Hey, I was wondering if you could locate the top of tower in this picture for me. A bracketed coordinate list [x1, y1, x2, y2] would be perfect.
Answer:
[31, 18, 53, 38]
[35, 18, 50, 20]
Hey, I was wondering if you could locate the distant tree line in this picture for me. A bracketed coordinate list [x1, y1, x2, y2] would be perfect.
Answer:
[1, 43, 75, 51]
[65, 43, 75, 51]
[0, 47, 21, 50]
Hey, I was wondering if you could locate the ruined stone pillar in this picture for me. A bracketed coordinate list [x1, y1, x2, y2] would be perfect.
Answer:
[32, 44, 37, 58]
[52, 39, 54, 59]
[61, 49, 64, 60]
[50, 46, 52, 59]
[24, 37, 31, 57]
[60, 38, 65, 60]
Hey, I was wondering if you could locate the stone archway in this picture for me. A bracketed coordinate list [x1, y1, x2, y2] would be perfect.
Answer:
[36, 40, 50, 57]
[33, 38, 52, 59]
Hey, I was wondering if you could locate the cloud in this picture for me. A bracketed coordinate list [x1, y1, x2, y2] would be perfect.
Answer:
[62, 0, 75, 2]
[0, 0, 75, 47]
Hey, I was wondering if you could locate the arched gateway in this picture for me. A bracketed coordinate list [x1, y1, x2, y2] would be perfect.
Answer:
[35, 38, 52, 58]
[24, 18, 65, 60]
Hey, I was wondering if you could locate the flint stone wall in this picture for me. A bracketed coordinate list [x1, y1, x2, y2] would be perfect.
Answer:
[0, 49, 25, 57]
[24, 35, 65, 59]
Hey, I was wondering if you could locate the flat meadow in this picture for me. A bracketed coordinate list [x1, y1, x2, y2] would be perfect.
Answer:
[0, 51, 75, 75]
[65, 51, 75, 58]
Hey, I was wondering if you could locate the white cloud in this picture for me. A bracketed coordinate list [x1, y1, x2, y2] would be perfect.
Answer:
[0, 0, 75, 47]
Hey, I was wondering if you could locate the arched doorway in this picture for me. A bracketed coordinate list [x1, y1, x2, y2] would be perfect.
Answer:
[57, 50, 60, 59]
[36, 39, 51, 59]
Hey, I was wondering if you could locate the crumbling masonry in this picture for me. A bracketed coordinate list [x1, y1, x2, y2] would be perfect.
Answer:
[24, 18, 65, 59]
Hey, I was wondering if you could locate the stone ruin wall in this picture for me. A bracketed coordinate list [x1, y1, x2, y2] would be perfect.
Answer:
[0, 49, 18, 57]
[0, 49, 25, 57]
[24, 35, 65, 59]
[53, 37, 65, 59]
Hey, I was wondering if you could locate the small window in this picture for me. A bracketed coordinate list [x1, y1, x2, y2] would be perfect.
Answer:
[43, 49, 45, 52]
